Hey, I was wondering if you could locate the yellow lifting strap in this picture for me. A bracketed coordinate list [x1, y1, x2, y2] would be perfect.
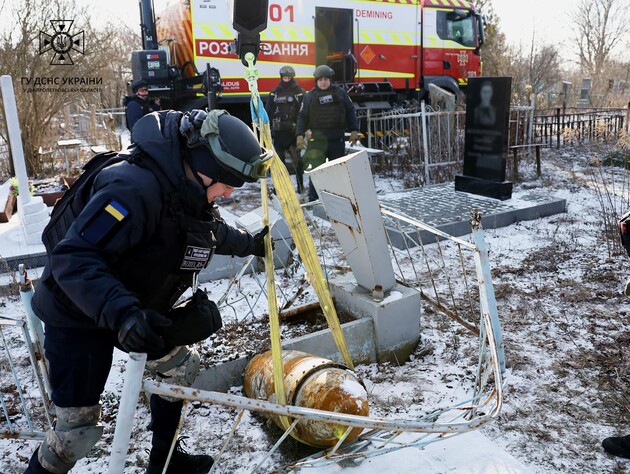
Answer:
[241, 53, 355, 428]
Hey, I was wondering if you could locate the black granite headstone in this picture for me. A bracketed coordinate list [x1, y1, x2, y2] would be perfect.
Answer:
[455, 77, 513, 200]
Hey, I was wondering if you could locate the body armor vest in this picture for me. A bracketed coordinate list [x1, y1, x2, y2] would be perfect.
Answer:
[270, 85, 302, 132]
[41, 148, 218, 315]
[308, 88, 346, 130]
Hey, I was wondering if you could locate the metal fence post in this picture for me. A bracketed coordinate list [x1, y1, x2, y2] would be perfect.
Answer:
[420, 101, 430, 185]
[108, 352, 148, 474]
[528, 94, 535, 152]
[367, 109, 372, 149]
[471, 212, 506, 375]
[556, 107, 561, 149]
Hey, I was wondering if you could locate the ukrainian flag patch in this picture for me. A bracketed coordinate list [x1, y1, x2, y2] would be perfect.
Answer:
[81, 200, 129, 246]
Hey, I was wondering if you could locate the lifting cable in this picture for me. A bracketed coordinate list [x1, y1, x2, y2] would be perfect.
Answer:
[241, 52, 355, 430]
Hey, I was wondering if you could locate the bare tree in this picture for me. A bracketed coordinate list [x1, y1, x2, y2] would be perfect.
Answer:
[96, 23, 141, 110]
[570, 0, 630, 84]
[0, 0, 140, 175]
[527, 41, 562, 96]
[473, 0, 510, 76]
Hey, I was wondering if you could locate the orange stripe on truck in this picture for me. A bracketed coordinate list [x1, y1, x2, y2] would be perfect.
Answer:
[365, 0, 474, 8]
[421, 0, 474, 8]
[157, 1, 194, 70]
[365, 0, 419, 4]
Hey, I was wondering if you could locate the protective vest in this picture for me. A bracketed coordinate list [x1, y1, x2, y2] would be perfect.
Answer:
[32, 109, 257, 331]
[40, 148, 218, 315]
[269, 84, 303, 132]
[308, 88, 346, 131]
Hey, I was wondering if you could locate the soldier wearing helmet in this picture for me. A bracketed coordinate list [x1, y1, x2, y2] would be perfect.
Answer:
[265, 65, 306, 192]
[296, 65, 359, 201]
[25, 109, 272, 474]
[123, 79, 161, 132]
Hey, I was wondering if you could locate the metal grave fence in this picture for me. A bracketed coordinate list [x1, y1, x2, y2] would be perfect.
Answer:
[2, 204, 505, 472]
[533, 107, 626, 148]
[107, 204, 505, 472]
[0, 268, 52, 441]
[366, 102, 535, 186]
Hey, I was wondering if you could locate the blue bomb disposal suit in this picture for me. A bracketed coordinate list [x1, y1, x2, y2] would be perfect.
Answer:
[26, 109, 272, 474]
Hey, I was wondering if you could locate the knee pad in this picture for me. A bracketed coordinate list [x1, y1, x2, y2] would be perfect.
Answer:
[146, 345, 200, 389]
[38, 405, 103, 473]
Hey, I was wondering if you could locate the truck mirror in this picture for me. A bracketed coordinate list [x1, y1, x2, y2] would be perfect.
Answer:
[475, 13, 485, 47]
[232, 0, 269, 66]
[447, 9, 469, 21]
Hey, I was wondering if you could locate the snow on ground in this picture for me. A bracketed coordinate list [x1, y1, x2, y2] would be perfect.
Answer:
[2, 145, 630, 473]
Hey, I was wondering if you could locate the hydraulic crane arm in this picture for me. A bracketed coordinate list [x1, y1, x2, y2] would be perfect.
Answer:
[232, 0, 269, 66]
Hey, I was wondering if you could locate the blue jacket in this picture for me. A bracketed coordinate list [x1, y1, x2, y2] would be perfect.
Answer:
[123, 95, 159, 131]
[32, 110, 257, 330]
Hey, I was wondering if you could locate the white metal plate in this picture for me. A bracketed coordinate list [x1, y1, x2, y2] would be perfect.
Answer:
[319, 191, 359, 230]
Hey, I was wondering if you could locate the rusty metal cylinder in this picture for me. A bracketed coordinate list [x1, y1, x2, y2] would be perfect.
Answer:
[243, 350, 369, 447]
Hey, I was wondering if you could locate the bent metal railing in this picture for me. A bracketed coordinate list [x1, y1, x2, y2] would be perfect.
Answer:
[0, 320, 51, 441]
[107, 209, 505, 473]
[5, 208, 505, 472]
[0, 267, 52, 442]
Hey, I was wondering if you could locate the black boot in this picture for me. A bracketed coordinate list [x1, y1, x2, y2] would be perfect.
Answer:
[146, 437, 214, 474]
[603, 434, 630, 458]
[296, 154, 304, 194]
[24, 448, 56, 474]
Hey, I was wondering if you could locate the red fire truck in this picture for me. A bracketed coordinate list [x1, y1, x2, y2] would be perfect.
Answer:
[133, 0, 484, 111]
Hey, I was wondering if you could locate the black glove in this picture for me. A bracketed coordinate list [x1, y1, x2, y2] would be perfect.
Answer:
[117, 310, 172, 353]
[251, 225, 271, 257]
[163, 290, 223, 346]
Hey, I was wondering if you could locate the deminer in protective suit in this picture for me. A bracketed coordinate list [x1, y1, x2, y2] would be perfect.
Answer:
[24, 109, 272, 474]
[295, 64, 359, 201]
[264, 65, 305, 192]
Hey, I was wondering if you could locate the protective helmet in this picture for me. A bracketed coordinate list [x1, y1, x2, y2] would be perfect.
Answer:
[279, 65, 296, 78]
[313, 65, 334, 80]
[180, 109, 273, 187]
[131, 79, 148, 93]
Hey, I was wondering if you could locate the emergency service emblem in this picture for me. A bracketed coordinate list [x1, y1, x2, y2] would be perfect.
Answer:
[180, 246, 212, 270]
[39, 20, 85, 66]
[458, 51, 469, 67]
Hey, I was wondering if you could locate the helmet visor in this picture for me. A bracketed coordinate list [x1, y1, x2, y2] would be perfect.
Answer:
[207, 135, 273, 182]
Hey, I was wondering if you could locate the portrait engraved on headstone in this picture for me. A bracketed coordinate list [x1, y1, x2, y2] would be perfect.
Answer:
[473, 81, 496, 127]
[455, 76, 513, 200]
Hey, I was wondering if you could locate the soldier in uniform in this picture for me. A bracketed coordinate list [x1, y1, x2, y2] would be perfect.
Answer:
[295, 65, 359, 201]
[265, 65, 305, 192]
[123, 79, 161, 132]
[24, 109, 271, 474]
